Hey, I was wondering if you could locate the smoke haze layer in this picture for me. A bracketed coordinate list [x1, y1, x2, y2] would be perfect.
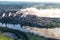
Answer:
[16, 7, 60, 18]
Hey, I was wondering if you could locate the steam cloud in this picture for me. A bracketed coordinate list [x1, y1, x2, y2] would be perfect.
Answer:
[16, 7, 60, 18]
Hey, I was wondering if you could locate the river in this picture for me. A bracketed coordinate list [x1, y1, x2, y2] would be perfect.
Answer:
[0, 22, 29, 32]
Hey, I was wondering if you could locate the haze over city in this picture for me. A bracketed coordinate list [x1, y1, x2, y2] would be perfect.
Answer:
[0, 0, 60, 3]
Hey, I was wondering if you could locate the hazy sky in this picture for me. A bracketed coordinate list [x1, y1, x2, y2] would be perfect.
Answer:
[0, 0, 60, 3]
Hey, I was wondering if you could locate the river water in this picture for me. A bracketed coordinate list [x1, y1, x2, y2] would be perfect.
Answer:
[0, 22, 29, 32]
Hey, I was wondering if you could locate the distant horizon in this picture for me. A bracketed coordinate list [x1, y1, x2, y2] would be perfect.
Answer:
[0, 1, 60, 3]
[0, 0, 60, 3]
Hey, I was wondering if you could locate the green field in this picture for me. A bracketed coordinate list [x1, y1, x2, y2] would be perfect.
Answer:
[0, 35, 14, 40]
[25, 32, 58, 40]
[25, 32, 45, 40]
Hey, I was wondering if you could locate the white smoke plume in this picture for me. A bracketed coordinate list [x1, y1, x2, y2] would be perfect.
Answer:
[2, 13, 5, 17]
[16, 7, 60, 18]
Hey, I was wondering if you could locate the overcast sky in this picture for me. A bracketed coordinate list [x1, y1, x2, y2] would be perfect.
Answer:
[0, 0, 60, 3]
